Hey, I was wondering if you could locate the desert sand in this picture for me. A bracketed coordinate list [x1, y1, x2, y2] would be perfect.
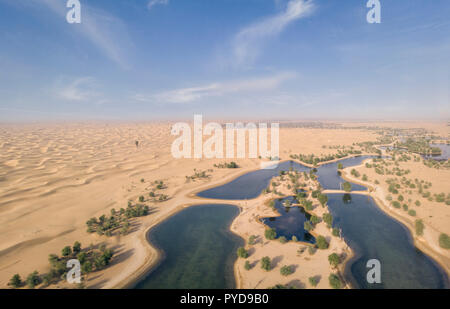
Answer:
[0, 121, 448, 288]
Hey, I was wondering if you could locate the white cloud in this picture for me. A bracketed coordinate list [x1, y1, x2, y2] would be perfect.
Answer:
[231, 0, 315, 66]
[57, 77, 100, 102]
[147, 0, 169, 10]
[31, 0, 133, 69]
[134, 72, 297, 104]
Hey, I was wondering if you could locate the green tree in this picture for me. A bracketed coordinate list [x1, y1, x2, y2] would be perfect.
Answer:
[237, 247, 249, 259]
[415, 219, 424, 236]
[316, 236, 329, 250]
[261, 256, 271, 271]
[318, 193, 328, 207]
[81, 261, 93, 274]
[323, 213, 333, 228]
[304, 221, 313, 232]
[248, 235, 257, 245]
[73, 241, 81, 254]
[244, 261, 252, 270]
[329, 274, 343, 289]
[280, 265, 294, 276]
[9, 274, 22, 288]
[265, 228, 277, 240]
[342, 182, 352, 192]
[439, 233, 450, 249]
[308, 276, 318, 287]
[328, 253, 340, 268]
[26, 271, 41, 289]
[61, 246, 72, 257]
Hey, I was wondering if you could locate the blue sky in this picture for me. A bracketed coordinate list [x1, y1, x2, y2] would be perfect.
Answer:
[0, 0, 449, 121]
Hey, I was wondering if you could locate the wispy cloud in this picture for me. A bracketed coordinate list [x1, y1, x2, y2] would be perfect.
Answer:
[27, 0, 133, 69]
[147, 0, 169, 10]
[231, 0, 315, 67]
[134, 72, 297, 104]
[56, 77, 100, 102]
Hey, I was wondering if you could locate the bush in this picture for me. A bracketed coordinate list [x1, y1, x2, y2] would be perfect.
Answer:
[261, 256, 271, 271]
[291, 236, 298, 242]
[332, 228, 340, 237]
[316, 236, 329, 250]
[392, 201, 401, 208]
[139, 196, 145, 202]
[237, 247, 249, 259]
[73, 241, 81, 254]
[248, 235, 257, 245]
[439, 233, 450, 249]
[328, 253, 340, 268]
[342, 182, 352, 192]
[415, 219, 424, 236]
[329, 274, 343, 289]
[244, 261, 252, 270]
[9, 274, 22, 288]
[415, 200, 421, 206]
[26, 271, 41, 289]
[323, 213, 333, 228]
[309, 276, 318, 287]
[408, 210, 416, 216]
[310, 215, 320, 225]
[280, 265, 294, 276]
[308, 246, 316, 255]
[61, 246, 72, 257]
[279, 236, 288, 244]
[304, 221, 313, 232]
[265, 228, 277, 240]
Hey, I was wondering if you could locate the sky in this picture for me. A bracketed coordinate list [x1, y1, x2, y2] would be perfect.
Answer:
[0, 0, 449, 121]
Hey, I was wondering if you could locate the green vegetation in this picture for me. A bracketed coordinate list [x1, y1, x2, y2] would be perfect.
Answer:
[439, 233, 450, 249]
[26, 271, 41, 289]
[248, 235, 257, 245]
[309, 276, 319, 287]
[214, 162, 239, 169]
[185, 169, 211, 182]
[318, 193, 328, 207]
[279, 236, 288, 244]
[86, 204, 150, 237]
[408, 210, 416, 216]
[342, 182, 352, 192]
[322, 213, 333, 228]
[265, 228, 277, 240]
[316, 236, 329, 250]
[415, 219, 424, 236]
[329, 274, 343, 289]
[244, 261, 252, 270]
[8, 274, 22, 288]
[332, 228, 340, 237]
[328, 253, 340, 268]
[280, 265, 294, 276]
[261, 256, 272, 271]
[304, 221, 313, 232]
[237, 247, 249, 259]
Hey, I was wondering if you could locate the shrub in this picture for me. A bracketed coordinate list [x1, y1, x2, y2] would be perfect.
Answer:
[408, 210, 416, 216]
[329, 274, 343, 289]
[237, 247, 249, 258]
[328, 253, 340, 268]
[26, 271, 41, 289]
[139, 196, 145, 202]
[308, 246, 316, 255]
[415, 200, 421, 206]
[280, 265, 294, 276]
[415, 219, 424, 236]
[265, 228, 277, 240]
[261, 256, 271, 271]
[244, 261, 252, 270]
[310, 215, 320, 225]
[248, 235, 257, 245]
[323, 213, 333, 228]
[309, 276, 319, 287]
[439, 233, 450, 249]
[291, 236, 298, 242]
[73, 241, 81, 254]
[332, 228, 340, 237]
[9, 274, 22, 288]
[304, 221, 313, 232]
[279, 236, 288, 244]
[61, 246, 72, 257]
[342, 182, 352, 192]
[316, 236, 329, 250]
[392, 201, 401, 208]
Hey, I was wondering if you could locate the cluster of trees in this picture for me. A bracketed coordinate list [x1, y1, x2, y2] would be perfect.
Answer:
[291, 149, 362, 166]
[9, 242, 114, 289]
[185, 169, 211, 182]
[396, 138, 442, 156]
[86, 204, 150, 237]
[214, 162, 239, 169]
